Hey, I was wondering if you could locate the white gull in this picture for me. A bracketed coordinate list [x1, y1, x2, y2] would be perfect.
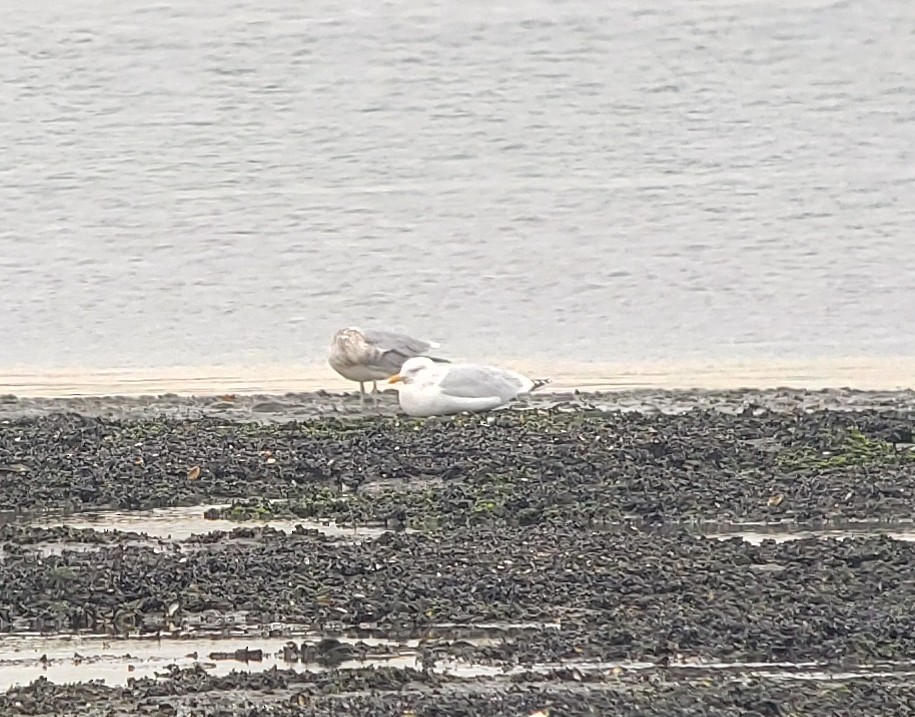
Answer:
[387, 356, 550, 417]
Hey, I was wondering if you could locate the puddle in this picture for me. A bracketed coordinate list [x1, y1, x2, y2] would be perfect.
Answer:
[703, 520, 915, 545]
[710, 529, 915, 545]
[18, 505, 390, 541]
[2, 630, 913, 690]
[440, 657, 915, 683]
[9, 508, 915, 557]
[27, 539, 161, 557]
[0, 631, 501, 690]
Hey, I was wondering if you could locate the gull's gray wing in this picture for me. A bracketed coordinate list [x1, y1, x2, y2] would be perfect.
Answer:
[361, 329, 448, 374]
[362, 329, 434, 355]
[438, 365, 529, 401]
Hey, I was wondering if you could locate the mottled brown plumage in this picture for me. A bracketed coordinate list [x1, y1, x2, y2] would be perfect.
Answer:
[327, 326, 449, 407]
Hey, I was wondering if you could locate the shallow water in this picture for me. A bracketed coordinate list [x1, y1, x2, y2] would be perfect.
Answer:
[2, 0, 915, 379]
[9, 505, 389, 541]
[10, 504, 915, 547]
[0, 633, 428, 690]
[2, 630, 913, 690]
[708, 527, 915, 545]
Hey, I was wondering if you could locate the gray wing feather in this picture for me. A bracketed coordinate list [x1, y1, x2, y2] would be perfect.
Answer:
[361, 329, 447, 374]
[362, 329, 434, 355]
[439, 365, 525, 401]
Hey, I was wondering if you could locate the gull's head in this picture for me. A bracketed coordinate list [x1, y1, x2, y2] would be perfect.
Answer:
[330, 327, 365, 350]
[387, 356, 436, 385]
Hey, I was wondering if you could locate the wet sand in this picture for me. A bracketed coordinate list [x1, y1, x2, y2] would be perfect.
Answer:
[2, 388, 915, 715]
[3, 354, 915, 397]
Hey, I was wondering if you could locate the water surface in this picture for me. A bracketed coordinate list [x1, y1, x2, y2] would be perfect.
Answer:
[1, 0, 913, 380]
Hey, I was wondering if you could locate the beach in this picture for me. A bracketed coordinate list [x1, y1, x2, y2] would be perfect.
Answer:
[3, 0, 915, 709]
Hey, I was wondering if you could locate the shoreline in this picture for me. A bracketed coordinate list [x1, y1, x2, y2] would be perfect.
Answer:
[1, 355, 914, 397]
[3, 385, 915, 422]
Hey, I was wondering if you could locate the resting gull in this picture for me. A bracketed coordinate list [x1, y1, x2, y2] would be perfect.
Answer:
[387, 356, 550, 417]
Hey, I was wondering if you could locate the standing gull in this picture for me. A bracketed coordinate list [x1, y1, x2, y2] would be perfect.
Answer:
[328, 327, 449, 407]
[387, 356, 551, 417]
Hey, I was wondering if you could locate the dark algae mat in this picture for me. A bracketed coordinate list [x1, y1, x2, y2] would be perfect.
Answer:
[1, 390, 914, 715]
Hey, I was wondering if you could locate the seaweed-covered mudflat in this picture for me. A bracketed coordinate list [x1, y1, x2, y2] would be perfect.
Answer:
[1, 389, 915, 716]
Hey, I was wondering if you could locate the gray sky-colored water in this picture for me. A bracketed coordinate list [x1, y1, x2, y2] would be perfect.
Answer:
[1, 0, 913, 373]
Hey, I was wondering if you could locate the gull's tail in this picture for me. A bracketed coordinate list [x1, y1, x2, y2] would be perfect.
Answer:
[530, 378, 552, 392]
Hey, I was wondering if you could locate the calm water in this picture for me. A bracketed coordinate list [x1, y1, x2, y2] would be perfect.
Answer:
[2, 0, 914, 381]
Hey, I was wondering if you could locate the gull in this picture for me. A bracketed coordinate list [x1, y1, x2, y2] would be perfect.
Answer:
[328, 327, 449, 408]
[387, 356, 551, 417]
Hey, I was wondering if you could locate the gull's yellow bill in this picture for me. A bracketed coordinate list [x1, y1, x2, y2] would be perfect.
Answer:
[387, 374, 403, 384]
